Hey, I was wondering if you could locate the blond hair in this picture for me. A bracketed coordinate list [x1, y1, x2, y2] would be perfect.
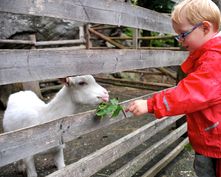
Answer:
[171, 0, 221, 30]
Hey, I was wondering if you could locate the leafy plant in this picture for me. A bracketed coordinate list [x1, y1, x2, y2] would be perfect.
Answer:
[96, 98, 125, 118]
[123, 27, 133, 37]
[184, 143, 193, 151]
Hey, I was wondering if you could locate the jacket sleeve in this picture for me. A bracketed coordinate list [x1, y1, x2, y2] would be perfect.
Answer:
[148, 58, 221, 118]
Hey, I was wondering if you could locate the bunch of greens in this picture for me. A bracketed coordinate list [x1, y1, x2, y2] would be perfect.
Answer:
[96, 98, 125, 118]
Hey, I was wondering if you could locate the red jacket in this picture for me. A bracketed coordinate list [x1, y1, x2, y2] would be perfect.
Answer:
[148, 35, 221, 158]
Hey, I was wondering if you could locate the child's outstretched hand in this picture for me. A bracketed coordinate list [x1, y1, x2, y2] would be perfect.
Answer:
[126, 100, 148, 116]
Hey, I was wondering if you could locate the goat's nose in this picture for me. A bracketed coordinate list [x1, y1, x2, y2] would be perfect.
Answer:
[102, 89, 109, 96]
[102, 90, 109, 102]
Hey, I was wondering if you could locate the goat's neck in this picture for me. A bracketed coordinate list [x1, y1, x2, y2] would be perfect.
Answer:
[43, 86, 78, 120]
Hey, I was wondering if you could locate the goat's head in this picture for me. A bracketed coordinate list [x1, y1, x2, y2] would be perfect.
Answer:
[62, 75, 109, 105]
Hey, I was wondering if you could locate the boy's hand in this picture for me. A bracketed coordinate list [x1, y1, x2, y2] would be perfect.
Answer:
[126, 100, 148, 116]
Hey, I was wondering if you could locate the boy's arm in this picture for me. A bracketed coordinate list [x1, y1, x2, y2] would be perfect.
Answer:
[148, 64, 221, 118]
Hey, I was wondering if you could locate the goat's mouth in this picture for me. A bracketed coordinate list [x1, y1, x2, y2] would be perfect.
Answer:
[97, 96, 109, 102]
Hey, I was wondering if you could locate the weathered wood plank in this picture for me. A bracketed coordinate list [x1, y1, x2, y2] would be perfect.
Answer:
[0, 92, 152, 167]
[0, 90, 181, 168]
[0, 39, 85, 46]
[141, 138, 189, 177]
[95, 77, 174, 91]
[109, 123, 187, 177]
[46, 115, 183, 177]
[0, 109, 117, 167]
[110, 35, 174, 40]
[0, 0, 174, 34]
[157, 67, 177, 79]
[0, 49, 188, 85]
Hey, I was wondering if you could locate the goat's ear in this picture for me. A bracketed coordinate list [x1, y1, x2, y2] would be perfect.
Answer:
[58, 77, 70, 87]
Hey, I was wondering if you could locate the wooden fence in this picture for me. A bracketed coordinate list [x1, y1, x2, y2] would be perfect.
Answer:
[0, 0, 189, 176]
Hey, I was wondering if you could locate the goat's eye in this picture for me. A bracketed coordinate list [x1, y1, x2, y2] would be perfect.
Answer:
[78, 81, 87, 86]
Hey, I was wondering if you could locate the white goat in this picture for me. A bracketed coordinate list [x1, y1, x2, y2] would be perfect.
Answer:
[3, 75, 109, 177]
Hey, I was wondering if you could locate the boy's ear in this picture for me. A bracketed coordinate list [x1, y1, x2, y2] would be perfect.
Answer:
[202, 21, 212, 33]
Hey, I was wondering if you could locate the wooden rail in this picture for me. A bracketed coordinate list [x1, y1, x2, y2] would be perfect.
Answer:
[46, 117, 185, 177]
[0, 39, 85, 46]
[0, 0, 174, 34]
[0, 92, 147, 167]
[109, 124, 187, 177]
[95, 77, 174, 91]
[0, 90, 182, 167]
[109, 36, 175, 40]
[89, 28, 126, 49]
[0, 49, 187, 85]
[141, 138, 189, 177]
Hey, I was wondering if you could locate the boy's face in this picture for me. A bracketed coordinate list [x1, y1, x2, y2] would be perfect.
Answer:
[172, 18, 208, 53]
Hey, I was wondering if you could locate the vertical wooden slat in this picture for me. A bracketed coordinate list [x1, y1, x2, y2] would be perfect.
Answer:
[21, 34, 43, 99]
[132, 28, 138, 49]
[85, 24, 92, 49]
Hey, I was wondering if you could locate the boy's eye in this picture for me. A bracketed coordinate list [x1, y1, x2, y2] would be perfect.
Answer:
[181, 33, 186, 38]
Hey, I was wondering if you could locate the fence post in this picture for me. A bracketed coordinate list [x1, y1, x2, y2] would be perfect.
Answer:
[84, 24, 92, 49]
[22, 34, 43, 99]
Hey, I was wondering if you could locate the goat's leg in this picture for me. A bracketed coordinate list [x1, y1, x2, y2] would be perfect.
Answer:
[23, 156, 37, 177]
[53, 146, 65, 169]
[16, 159, 26, 174]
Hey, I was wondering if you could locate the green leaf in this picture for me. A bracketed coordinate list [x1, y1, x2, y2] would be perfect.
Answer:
[107, 104, 118, 112]
[111, 105, 123, 118]
[110, 98, 119, 105]
[96, 98, 124, 118]
[96, 109, 108, 117]
[97, 102, 108, 109]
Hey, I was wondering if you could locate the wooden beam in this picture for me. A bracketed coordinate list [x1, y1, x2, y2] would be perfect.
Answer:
[0, 39, 34, 45]
[0, 49, 188, 85]
[139, 47, 181, 50]
[90, 47, 181, 50]
[123, 70, 163, 75]
[0, 0, 174, 34]
[35, 39, 85, 46]
[132, 28, 138, 49]
[46, 115, 183, 177]
[85, 25, 93, 49]
[41, 85, 62, 94]
[0, 92, 152, 167]
[95, 77, 174, 91]
[91, 25, 121, 30]
[141, 138, 189, 177]
[157, 67, 177, 79]
[22, 34, 43, 99]
[109, 123, 187, 177]
[88, 28, 126, 49]
[0, 39, 85, 46]
[109, 36, 175, 40]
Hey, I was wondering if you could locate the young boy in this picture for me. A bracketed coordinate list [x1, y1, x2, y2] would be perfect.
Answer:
[126, 0, 221, 176]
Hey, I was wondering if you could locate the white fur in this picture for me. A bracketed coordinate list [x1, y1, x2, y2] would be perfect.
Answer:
[3, 75, 109, 177]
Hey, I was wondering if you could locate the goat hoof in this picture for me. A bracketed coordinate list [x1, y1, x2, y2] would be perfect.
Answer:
[15, 161, 26, 174]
